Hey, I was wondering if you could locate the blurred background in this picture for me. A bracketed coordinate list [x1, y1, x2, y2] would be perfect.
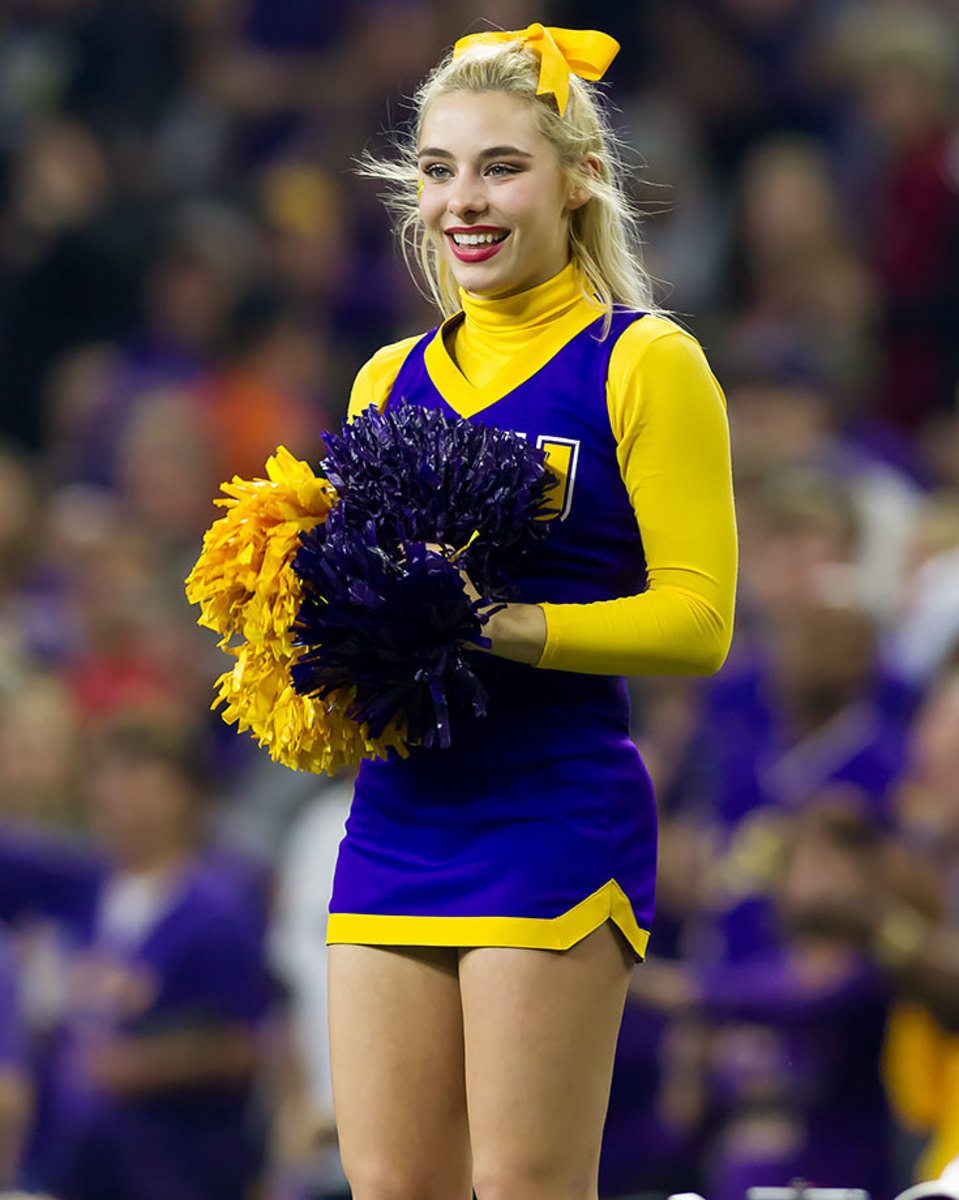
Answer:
[0, 0, 958, 1198]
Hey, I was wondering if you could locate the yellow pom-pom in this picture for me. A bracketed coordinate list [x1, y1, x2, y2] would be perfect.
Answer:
[187, 447, 408, 774]
[212, 643, 407, 775]
[186, 445, 337, 646]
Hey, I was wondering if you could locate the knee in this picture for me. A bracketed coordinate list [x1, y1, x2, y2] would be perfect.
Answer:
[473, 1156, 594, 1200]
[346, 1163, 468, 1200]
[345, 1168, 420, 1200]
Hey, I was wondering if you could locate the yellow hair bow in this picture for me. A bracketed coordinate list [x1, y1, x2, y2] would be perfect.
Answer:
[452, 24, 619, 117]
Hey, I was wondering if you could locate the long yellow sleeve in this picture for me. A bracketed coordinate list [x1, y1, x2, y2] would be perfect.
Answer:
[537, 319, 738, 676]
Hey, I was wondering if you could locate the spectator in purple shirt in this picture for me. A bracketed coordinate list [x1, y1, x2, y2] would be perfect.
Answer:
[695, 598, 913, 965]
[631, 803, 894, 1200]
[0, 723, 271, 1200]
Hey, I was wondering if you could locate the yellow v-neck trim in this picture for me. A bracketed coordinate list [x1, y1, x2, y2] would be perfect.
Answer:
[424, 304, 604, 419]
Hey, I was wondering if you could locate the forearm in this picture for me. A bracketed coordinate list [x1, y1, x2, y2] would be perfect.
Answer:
[537, 578, 732, 676]
[695, 957, 876, 1027]
[88, 1027, 258, 1094]
[483, 601, 547, 665]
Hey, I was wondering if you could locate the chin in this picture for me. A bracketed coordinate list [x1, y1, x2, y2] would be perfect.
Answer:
[441, 249, 516, 294]
[459, 270, 537, 300]
[450, 265, 511, 294]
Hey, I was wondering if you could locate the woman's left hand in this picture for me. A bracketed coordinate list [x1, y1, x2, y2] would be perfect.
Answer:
[426, 543, 547, 666]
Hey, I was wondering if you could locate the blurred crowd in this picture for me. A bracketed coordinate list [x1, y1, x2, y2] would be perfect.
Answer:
[0, 1, 958, 1198]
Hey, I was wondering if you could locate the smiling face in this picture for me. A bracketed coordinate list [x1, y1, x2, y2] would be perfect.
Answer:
[417, 89, 582, 299]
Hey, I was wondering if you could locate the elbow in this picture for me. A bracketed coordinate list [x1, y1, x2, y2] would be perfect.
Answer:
[644, 634, 730, 678]
[683, 619, 734, 677]
[652, 585, 735, 676]
[683, 646, 727, 677]
[709, 625, 736, 674]
[704, 627, 733, 674]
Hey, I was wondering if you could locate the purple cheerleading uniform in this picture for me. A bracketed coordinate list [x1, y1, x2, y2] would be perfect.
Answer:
[328, 311, 658, 958]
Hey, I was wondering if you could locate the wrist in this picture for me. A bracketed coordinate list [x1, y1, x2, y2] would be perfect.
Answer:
[484, 602, 547, 665]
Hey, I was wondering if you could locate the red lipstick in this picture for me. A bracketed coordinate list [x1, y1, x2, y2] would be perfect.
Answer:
[445, 226, 509, 263]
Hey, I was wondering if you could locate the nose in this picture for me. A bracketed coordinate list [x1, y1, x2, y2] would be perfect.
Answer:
[447, 170, 488, 219]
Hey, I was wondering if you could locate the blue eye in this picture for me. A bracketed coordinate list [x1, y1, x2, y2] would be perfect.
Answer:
[486, 163, 517, 176]
[423, 163, 451, 180]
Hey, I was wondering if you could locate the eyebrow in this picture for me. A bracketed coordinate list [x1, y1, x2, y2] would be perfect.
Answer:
[417, 146, 534, 160]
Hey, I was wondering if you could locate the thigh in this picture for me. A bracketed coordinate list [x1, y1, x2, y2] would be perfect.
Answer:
[460, 921, 635, 1200]
[328, 943, 472, 1200]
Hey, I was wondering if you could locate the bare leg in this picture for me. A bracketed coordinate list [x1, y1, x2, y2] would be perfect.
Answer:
[460, 921, 634, 1200]
[328, 943, 472, 1200]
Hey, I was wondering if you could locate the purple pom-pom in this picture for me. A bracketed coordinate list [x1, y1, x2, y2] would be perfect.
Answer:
[291, 527, 500, 749]
[320, 401, 558, 594]
[289, 402, 556, 750]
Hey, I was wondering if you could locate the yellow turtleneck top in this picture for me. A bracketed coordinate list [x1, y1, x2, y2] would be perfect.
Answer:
[348, 260, 738, 676]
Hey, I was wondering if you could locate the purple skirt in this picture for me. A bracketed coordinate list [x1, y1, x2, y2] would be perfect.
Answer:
[326, 660, 657, 959]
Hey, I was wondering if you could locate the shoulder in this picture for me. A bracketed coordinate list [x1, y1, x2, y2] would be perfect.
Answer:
[606, 314, 727, 440]
[610, 313, 720, 382]
[361, 333, 426, 378]
[347, 333, 430, 420]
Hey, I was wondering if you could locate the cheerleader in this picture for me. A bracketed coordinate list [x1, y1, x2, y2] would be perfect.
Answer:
[328, 25, 738, 1200]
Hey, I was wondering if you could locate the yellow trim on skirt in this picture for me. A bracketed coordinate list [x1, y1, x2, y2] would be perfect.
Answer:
[326, 879, 650, 959]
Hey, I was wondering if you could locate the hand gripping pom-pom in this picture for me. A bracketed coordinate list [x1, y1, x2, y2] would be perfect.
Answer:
[291, 529, 500, 750]
[321, 401, 560, 595]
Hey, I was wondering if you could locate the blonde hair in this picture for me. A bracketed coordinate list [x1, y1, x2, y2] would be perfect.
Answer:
[359, 36, 658, 326]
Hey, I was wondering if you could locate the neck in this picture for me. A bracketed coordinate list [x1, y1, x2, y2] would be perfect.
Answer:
[443, 259, 603, 391]
[459, 260, 592, 334]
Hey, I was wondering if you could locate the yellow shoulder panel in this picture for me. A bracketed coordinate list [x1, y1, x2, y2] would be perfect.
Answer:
[606, 315, 726, 442]
[347, 334, 424, 421]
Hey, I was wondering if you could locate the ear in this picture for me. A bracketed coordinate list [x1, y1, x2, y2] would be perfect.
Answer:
[566, 155, 601, 212]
